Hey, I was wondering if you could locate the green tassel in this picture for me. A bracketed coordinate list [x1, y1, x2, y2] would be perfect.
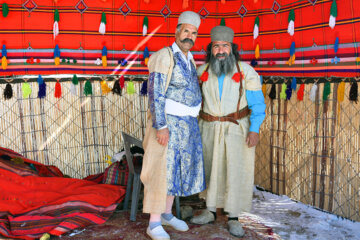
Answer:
[220, 18, 226, 26]
[280, 83, 287, 100]
[2, 3, 9, 17]
[288, 9, 295, 22]
[254, 16, 259, 26]
[22, 82, 32, 98]
[127, 81, 136, 95]
[101, 12, 106, 24]
[143, 16, 148, 27]
[72, 74, 79, 85]
[323, 82, 331, 101]
[330, 0, 337, 17]
[84, 80, 93, 96]
[54, 9, 59, 22]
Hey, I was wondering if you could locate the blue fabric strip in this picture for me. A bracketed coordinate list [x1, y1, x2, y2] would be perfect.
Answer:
[218, 73, 225, 100]
[246, 90, 266, 133]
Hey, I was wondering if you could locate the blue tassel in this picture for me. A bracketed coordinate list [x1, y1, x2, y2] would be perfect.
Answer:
[2, 45, 7, 57]
[140, 80, 148, 95]
[102, 46, 107, 56]
[291, 77, 297, 90]
[121, 59, 127, 66]
[38, 82, 46, 98]
[250, 59, 258, 67]
[144, 47, 149, 59]
[286, 83, 292, 100]
[290, 41, 295, 56]
[54, 44, 60, 58]
[334, 37, 339, 54]
[37, 75, 44, 84]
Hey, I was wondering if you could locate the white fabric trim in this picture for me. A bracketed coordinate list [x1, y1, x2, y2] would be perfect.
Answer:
[165, 99, 201, 117]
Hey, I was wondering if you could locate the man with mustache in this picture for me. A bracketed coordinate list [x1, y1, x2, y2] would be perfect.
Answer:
[140, 11, 205, 240]
[190, 25, 266, 237]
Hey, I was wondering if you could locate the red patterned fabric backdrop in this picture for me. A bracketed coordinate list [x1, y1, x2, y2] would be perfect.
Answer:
[0, 0, 359, 77]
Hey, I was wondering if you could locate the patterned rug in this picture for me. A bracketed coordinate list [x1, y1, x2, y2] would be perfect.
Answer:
[54, 209, 281, 240]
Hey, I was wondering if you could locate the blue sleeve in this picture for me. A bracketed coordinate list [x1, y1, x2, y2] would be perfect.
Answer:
[148, 72, 167, 130]
[245, 90, 266, 133]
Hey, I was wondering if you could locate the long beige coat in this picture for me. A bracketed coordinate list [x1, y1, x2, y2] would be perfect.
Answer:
[197, 61, 262, 215]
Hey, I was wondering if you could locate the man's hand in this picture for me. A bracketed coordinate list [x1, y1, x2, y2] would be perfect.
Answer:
[246, 131, 259, 148]
[156, 128, 169, 146]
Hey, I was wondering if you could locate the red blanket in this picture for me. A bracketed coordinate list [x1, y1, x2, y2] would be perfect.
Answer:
[0, 147, 126, 240]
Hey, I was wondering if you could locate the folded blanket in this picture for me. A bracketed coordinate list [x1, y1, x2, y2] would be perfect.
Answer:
[0, 147, 126, 240]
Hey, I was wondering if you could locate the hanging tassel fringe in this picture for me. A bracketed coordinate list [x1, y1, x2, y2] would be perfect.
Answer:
[309, 83, 318, 102]
[337, 81, 345, 102]
[269, 84, 276, 99]
[297, 84, 305, 101]
[285, 83, 292, 100]
[38, 82, 46, 98]
[4, 83, 13, 100]
[253, 16, 259, 39]
[142, 16, 148, 36]
[100, 80, 112, 95]
[112, 79, 122, 95]
[127, 81, 136, 95]
[200, 71, 209, 82]
[349, 82, 358, 103]
[255, 44, 260, 59]
[99, 12, 106, 35]
[2, 3, 9, 17]
[280, 83, 287, 100]
[22, 82, 32, 98]
[262, 84, 267, 98]
[323, 82, 331, 101]
[329, 0, 337, 29]
[120, 75, 125, 88]
[291, 77, 297, 90]
[84, 80, 93, 96]
[140, 80, 148, 95]
[54, 80, 62, 98]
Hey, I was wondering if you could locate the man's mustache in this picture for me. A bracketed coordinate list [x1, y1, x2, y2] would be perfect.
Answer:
[180, 38, 194, 45]
[215, 53, 228, 58]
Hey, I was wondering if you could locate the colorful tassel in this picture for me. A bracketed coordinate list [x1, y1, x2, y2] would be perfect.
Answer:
[251, 59, 258, 67]
[232, 72, 243, 83]
[101, 46, 107, 68]
[112, 79, 122, 95]
[253, 16, 259, 39]
[220, 18, 226, 26]
[287, 42, 296, 66]
[262, 84, 267, 98]
[297, 84, 305, 101]
[280, 83, 287, 100]
[70, 74, 78, 96]
[2, 3, 9, 17]
[323, 82, 331, 101]
[22, 82, 32, 98]
[269, 84, 276, 99]
[54, 44, 60, 65]
[182, 0, 189, 9]
[143, 47, 149, 66]
[99, 12, 106, 35]
[2, 45, 8, 70]
[140, 80, 148, 95]
[291, 77, 297, 90]
[285, 83, 292, 100]
[100, 80, 112, 95]
[142, 16, 148, 36]
[84, 80, 93, 96]
[38, 78, 46, 98]
[329, 0, 337, 29]
[349, 82, 358, 103]
[331, 37, 340, 64]
[53, 9, 59, 39]
[120, 75, 125, 88]
[309, 83, 318, 102]
[287, 9, 295, 36]
[4, 83, 13, 100]
[255, 44, 260, 59]
[54, 80, 62, 98]
[200, 71, 209, 82]
[337, 81, 345, 103]
[127, 81, 136, 95]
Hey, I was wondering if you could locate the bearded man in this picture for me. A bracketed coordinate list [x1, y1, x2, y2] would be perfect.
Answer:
[190, 25, 266, 237]
[140, 11, 205, 240]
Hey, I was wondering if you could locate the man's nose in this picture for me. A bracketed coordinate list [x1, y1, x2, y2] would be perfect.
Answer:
[218, 46, 225, 53]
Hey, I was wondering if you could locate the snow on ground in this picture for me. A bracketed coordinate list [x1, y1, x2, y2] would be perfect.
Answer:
[249, 187, 360, 240]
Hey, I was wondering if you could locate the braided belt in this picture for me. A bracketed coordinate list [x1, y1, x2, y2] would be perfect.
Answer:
[199, 106, 250, 125]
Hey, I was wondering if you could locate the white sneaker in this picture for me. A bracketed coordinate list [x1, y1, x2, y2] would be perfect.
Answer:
[161, 216, 189, 231]
[146, 225, 170, 240]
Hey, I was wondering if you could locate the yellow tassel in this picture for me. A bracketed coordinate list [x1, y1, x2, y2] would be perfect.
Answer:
[144, 57, 149, 66]
[262, 83, 267, 98]
[337, 81, 345, 103]
[2, 56, 7, 70]
[102, 56, 107, 67]
[255, 44, 260, 59]
[54, 57, 60, 65]
[100, 80, 112, 95]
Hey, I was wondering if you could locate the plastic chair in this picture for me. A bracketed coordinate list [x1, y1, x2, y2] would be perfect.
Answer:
[121, 132, 181, 221]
